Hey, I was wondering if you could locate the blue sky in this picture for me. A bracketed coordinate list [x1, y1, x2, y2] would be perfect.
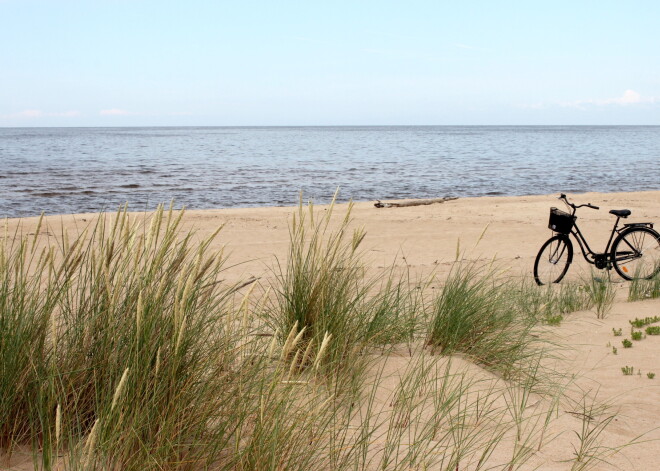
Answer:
[1, 0, 659, 126]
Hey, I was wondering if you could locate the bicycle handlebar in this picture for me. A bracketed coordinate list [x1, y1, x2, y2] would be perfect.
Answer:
[558, 194, 599, 210]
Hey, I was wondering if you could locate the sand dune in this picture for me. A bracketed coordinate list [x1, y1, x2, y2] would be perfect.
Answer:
[3, 190, 659, 470]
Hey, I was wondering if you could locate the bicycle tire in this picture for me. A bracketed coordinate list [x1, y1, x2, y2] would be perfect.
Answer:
[534, 234, 573, 286]
[611, 227, 660, 281]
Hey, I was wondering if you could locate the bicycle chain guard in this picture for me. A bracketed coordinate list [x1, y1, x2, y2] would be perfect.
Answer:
[594, 254, 610, 270]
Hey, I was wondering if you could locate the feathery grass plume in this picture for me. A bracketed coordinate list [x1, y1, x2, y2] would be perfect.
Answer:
[281, 321, 300, 360]
[268, 328, 279, 358]
[111, 368, 130, 412]
[152, 347, 161, 380]
[50, 312, 58, 353]
[136, 291, 143, 337]
[290, 326, 307, 354]
[55, 403, 61, 448]
[287, 349, 302, 379]
[175, 313, 187, 353]
[84, 418, 100, 464]
[313, 332, 332, 370]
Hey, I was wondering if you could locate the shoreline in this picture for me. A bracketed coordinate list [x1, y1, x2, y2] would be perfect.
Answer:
[6, 188, 660, 221]
[6, 190, 660, 285]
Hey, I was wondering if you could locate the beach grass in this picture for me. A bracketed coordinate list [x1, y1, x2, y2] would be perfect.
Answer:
[583, 272, 616, 319]
[0, 201, 639, 470]
[426, 261, 548, 380]
[628, 272, 660, 301]
[266, 192, 423, 379]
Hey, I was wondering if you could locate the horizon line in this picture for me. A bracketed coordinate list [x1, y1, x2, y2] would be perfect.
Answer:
[3, 124, 660, 129]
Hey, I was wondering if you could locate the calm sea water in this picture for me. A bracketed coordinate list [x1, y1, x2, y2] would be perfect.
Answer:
[1, 126, 659, 218]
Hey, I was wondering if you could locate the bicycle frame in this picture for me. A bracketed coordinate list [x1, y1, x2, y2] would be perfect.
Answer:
[568, 218, 622, 266]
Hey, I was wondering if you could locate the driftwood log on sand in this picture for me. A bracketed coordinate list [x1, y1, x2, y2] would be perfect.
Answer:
[374, 197, 457, 208]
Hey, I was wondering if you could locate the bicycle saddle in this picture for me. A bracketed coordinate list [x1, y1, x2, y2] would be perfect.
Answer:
[609, 209, 631, 218]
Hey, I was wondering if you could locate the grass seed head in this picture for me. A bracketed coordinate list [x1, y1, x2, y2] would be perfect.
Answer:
[55, 403, 61, 447]
[84, 418, 101, 463]
[281, 321, 299, 360]
[268, 329, 279, 358]
[313, 332, 332, 370]
[136, 292, 143, 337]
[111, 368, 130, 411]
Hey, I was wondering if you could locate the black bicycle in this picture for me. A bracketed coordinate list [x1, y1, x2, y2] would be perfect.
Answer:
[534, 194, 660, 285]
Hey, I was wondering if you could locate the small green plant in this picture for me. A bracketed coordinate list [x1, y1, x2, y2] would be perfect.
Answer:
[648, 372, 656, 379]
[631, 331, 643, 341]
[612, 328, 622, 336]
[629, 315, 660, 328]
[584, 274, 616, 319]
[544, 313, 563, 326]
[622, 339, 633, 348]
[612, 347, 617, 355]
[554, 282, 593, 314]
[621, 366, 634, 375]
[646, 325, 660, 335]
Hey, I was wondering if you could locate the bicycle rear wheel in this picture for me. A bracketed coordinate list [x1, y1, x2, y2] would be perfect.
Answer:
[611, 227, 660, 280]
[534, 235, 573, 285]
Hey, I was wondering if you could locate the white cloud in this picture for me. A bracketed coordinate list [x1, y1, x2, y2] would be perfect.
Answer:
[562, 90, 658, 108]
[521, 90, 659, 111]
[610, 89, 643, 105]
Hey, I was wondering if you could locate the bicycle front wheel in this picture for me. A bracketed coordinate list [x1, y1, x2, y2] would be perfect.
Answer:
[611, 227, 660, 280]
[534, 235, 573, 286]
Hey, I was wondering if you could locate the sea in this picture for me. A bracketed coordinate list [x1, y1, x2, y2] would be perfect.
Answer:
[1, 126, 659, 218]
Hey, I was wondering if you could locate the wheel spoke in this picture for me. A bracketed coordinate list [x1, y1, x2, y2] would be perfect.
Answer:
[535, 236, 572, 285]
[613, 228, 660, 280]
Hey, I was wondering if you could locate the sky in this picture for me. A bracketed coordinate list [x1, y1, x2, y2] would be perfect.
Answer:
[1, 0, 659, 126]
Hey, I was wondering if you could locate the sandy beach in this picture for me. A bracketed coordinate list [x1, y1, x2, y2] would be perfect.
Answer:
[13, 190, 658, 284]
[3, 190, 660, 470]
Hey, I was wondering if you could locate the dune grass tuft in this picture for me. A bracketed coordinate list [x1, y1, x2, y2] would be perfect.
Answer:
[583, 272, 616, 319]
[426, 262, 546, 380]
[628, 272, 660, 301]
[267, 193, 422, 376]
[1, 205, 260, 469]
